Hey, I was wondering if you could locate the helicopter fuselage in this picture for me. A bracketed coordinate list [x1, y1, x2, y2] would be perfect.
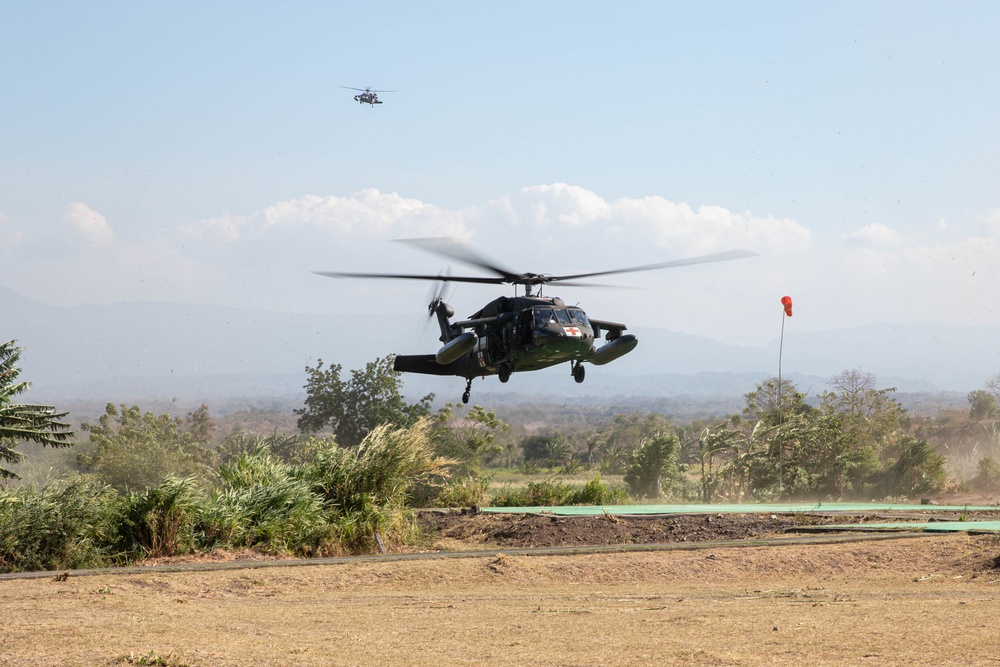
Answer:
[392, 295, 637, 388]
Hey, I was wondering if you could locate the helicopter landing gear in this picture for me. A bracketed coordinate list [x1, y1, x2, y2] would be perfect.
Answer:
[572, 361, 586, 384]
[462, 378, 473, 404]
[497, 363, 511, 383]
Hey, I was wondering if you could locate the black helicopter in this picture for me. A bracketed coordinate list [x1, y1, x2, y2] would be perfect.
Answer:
[317, 238, 756, 404]
[339, 86, 395, 106]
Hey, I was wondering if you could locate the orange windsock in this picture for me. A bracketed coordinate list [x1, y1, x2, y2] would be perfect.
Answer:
[781, 295, 793, 317]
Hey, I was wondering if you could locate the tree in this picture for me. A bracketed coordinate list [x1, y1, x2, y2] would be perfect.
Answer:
[185, 403, 216, 445]
[882, 436, 947, 498]
[521, 432, 572, 469]
[431, 404, 508, 474]
[742, 377, 810, 426]
[820, 370, 903, 454]
[623, 433, 685, 499]
[78, 404, 213, 492]
[967, 390, 997, 421]
[295, 356, 433, 447]
[971, 457, 1000, 494]
[0, 340, 73, 479]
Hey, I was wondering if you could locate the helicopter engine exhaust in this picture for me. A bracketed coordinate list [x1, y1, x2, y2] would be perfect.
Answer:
[590, 334, 638, 366]
[435, 331, 478, 365]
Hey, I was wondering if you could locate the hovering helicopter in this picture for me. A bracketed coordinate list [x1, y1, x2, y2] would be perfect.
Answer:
[316, 238, 756, 404]
[339, 86, 395, 106]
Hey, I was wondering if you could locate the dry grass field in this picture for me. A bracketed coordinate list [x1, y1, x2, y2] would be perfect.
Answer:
[2, 532, 999, 666]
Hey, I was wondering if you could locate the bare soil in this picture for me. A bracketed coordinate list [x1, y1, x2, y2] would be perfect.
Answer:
[2, 510, 1000, 666]
[417, 507, 1000, 550]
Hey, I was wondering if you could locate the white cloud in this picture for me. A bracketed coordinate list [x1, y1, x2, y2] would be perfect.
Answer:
[64, 203, 115, 247]
[184, 189, 469, 242]
[182, 186, 809, 265]
[513, 184, 613, 227]
[486, 185, 810, 258]
[844, 223, 902, 248]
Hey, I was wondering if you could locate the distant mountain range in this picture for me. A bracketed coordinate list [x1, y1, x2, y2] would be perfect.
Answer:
[4, 286, 996, 410]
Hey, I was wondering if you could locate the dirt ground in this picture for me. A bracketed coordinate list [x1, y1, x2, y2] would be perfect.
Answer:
[3, 511, 1000, 666]
[418, 507, 1000, 550]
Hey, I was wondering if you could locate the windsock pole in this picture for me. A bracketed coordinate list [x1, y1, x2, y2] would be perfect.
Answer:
[777, 296, 793, 496]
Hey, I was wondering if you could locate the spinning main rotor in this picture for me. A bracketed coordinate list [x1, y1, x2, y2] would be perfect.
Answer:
[315, 237, 758, 296]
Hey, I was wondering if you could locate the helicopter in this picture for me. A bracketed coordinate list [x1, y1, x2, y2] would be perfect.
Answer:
[340, 86, 395, 106]
[316, 238, 757, 404]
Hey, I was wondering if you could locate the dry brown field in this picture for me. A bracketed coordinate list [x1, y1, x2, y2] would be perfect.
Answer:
[2, 532, 999, 666]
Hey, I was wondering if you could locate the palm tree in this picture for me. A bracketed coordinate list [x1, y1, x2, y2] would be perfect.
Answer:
[0, 340, 73, 478]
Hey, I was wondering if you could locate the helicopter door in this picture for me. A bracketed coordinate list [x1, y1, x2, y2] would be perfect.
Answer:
[518, 310, 533, 345]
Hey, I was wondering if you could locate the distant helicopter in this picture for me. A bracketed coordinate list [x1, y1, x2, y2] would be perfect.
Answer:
[339, 86, 395, 106]
[317, 238, 756, 404]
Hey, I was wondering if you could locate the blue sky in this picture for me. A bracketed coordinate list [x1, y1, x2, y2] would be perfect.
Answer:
[2, 2, 999, 348]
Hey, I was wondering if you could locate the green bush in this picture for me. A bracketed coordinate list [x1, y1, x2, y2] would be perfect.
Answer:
[435, 475, 491, 508]
[79, 404, 214, 492]
[881, 437, 948, 498]
[571, 475, 629, 505]
[216, 431, 322, 466]
[489, 476, 628, 507]
[302, 419, 452, 553]
[971, 457, 1000, 494]
[199, 449, 330, 555]
[623, 433, 687, 499]
[0, 480, 120, 572]
[117, 476, 202, 559]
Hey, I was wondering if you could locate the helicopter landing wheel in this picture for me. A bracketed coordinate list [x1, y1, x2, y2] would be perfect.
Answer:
[498, 363, 511, 383]
[462, 378, 473, 404]
[572, 361, 586, 384]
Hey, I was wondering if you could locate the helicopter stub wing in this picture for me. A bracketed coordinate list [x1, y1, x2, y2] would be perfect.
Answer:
[393, 354, 460, 376]
[588, 318, 628, 340]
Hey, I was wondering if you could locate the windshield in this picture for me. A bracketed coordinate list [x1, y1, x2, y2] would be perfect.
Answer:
[533, 308, 555, 327]
[553, 308, 572, 325]
[567, 308, 590, 327]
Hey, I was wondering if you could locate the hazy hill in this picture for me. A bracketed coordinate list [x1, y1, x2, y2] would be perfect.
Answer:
[3, 287, 996, 411]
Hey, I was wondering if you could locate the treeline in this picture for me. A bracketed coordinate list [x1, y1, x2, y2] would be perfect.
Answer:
[4, 344, 1000, 572]
[510, 371, 1000, 501]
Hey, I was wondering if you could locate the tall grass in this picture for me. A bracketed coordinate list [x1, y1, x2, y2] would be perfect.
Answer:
[118, 476, 202, 559]
[435, 475, 492, 508]
[0, 479, 120, 572]
[303, 419, 453, 552]
[489, 475, 629, 507]
[0, 420, 456, 571]
[200, 449, 331, 555]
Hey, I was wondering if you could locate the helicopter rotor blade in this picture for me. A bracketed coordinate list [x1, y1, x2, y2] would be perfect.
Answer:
[549, 281, 637, 289]
[548, 249, 759, 282]
[338, 86, 396, 92]
[425, 267, 452, 313]
[421, 268, 452, 338]
[313, 270, 504, 285]
[394, 237, 522, 283]
[317, 241, 756, 292]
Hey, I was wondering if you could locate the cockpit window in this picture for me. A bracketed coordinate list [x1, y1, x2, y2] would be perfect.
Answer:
[553, 308, 572, 325]
[568, 308, 590, 326]
[533, 308, 555, 327]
